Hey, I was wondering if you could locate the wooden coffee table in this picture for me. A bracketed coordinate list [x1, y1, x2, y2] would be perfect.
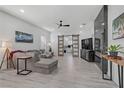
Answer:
[17, 56, 32, 75]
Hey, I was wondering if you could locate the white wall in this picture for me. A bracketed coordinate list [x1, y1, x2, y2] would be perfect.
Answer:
[108, 5, 124, 85]
[0, 11, 50, 66]
[51, 21, 94, 56]
[79, 22, 94, 50]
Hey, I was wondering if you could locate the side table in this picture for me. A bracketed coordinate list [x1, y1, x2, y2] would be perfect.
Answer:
[17, 56, 32, 75]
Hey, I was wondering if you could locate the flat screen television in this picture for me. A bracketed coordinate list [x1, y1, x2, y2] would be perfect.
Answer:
[81, 38, 93, 50]
[15, 31, 33, 43]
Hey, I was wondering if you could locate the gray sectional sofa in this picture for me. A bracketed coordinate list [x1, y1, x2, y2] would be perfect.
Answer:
[13, 50, 58, 74]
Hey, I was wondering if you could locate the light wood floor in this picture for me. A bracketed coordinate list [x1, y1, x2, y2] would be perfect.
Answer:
[0, 54, 117, 88]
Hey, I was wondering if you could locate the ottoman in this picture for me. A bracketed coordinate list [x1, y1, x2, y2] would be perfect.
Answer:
[34, 58, 58, 74]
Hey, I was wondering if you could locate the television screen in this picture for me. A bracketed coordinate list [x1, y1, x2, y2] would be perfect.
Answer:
[15, 31, 33, 43]
[81, 38, 92, 50]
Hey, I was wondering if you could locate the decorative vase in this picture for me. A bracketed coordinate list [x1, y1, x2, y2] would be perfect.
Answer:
[109, 51, 118, 56]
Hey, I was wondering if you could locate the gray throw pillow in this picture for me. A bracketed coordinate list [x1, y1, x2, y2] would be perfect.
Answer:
[34, 51, 40, 62]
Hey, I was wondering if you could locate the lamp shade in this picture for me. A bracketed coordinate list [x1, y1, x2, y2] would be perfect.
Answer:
[2, 41, 12, 48]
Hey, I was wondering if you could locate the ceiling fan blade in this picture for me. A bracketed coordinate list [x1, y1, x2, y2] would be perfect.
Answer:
[63, 25, 70, 27]
[58, 25, 61, 28]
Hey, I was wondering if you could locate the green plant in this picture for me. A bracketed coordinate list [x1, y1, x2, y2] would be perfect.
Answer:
[108, 44, 122, 52]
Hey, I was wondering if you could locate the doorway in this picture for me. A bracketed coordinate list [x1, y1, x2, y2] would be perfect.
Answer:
[64, 35, 72, 55]
[58, 34, 79, 57]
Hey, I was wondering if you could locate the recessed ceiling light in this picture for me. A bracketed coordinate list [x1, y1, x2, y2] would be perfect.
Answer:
[101, 22, 104, 26]
[95, 30, 99, 32]
[20, 9, 24, 13]
[80, 24, 86, 28]
[79, 31, 82, 34]
[80, 25, 83, 28]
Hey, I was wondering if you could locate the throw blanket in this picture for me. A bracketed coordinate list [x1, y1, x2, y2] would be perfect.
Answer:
[10, 50, 26, 59]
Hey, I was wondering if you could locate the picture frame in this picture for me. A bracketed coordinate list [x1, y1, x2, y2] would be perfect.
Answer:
[15, 31, 33, 43]
[112, 12, 124, 40]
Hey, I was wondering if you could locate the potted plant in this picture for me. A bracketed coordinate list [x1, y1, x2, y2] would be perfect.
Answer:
[108, 44, 122, 56]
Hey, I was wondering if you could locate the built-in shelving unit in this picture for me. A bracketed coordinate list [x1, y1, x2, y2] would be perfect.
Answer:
[80, 38, 95, 62]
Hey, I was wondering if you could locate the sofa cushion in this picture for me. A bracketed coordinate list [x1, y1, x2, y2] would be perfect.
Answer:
[33, 51, 40, 62]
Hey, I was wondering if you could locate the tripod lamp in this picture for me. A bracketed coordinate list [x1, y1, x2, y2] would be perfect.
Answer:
[0, 41, 15, 69]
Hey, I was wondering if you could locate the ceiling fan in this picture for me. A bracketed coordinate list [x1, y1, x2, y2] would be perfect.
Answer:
[56, 20, 70, 28]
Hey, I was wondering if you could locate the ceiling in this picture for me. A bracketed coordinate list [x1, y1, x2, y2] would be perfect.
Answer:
[0, 5, 102, 32]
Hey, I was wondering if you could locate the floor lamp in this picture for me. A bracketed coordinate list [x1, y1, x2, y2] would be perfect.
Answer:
[0, 41, 15, 69]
